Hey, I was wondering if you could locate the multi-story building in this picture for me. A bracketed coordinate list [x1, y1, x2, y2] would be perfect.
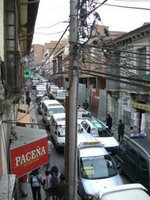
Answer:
[106, 23, 150, 132]
[31, 44, 44, 72]
[0, 0, 39, 198]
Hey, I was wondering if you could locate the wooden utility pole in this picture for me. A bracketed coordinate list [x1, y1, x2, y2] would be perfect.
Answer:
[65, 0, 79, 199]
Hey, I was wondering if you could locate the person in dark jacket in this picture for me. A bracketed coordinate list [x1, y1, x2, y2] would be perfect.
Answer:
[118, 119, 125, 142]
[83, 100, 89, 111]
[106, 114, 112, 130]
[25, 95, 31, 108]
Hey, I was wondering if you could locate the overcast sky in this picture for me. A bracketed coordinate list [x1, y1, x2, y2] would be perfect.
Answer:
[32, 0, 150, 44]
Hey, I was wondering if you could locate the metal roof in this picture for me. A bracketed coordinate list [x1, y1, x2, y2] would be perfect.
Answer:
[124, 135, 150, 156]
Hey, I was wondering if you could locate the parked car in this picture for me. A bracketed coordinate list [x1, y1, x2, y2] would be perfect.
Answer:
[41, 100, 65, 127]
[49, 89, 66, 103]
[35, 87, 47, 102]
[115, 132, 150, 192]
[32, 79, 40, 90]
[37, 96, 50, 114]
[77, 141, 123, 200]
[48, 85, 59, 95]
[49, 113, 66, 150]
[77, 132, 99, 146]
[77, 108, 92, 118]
[94, 183, 150, 200]
[78, 117, 119, 154]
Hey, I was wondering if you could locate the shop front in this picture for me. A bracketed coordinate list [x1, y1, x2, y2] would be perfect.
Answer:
[10, 126, 48, 178]
[9, 126, 48, 198]
[132, 102, 150, 132]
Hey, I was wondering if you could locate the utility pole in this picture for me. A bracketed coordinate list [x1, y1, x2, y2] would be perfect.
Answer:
[65, 0, 79, 199]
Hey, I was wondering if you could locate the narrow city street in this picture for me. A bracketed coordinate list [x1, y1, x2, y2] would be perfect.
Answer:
[19, 97, 129, 200]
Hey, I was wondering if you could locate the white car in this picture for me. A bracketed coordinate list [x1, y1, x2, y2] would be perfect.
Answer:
[79, 117, 119, 154]
[49, 113, 66, 150]
[37, 96, 50, 114]
[94, 183, 150, 200]
[41, 100, 65, 127]
[78, 141, 123, 200]
[35, 88, 47, 102]
[50, 89, 66, 103]
[77, 108, 91, 118]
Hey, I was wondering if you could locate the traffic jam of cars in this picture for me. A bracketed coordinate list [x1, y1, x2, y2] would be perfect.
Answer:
[32, 77, 150, 200]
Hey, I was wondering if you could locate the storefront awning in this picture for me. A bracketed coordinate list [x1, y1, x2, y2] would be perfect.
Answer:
[132, 102, 150, 111]
[10, 127, 48, 178]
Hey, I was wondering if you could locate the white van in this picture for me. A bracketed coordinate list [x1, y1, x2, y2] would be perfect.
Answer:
[77, 139, 124, 200]
[41, 100, 65, 127]
[49, 113, 66, 150]
[94, 183, 150, 200]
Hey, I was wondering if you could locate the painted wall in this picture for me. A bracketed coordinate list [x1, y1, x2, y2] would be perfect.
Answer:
[0, 0, 4, 60]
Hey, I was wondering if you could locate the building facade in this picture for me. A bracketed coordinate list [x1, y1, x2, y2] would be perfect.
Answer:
[106, 23, 150, 133]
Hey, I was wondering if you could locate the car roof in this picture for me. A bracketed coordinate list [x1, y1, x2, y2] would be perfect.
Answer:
[52, 113, 66, 120]
[77, 109, 91, 118]
[123, 135, 150, 156]
[77, 132, 99, 145]
[99, 183, 150, 200]
[43, 99, 61, 106]
[52, 113, 66, 125]
[79, 145, 108, 158]
[57, 89, 66, 92]
[49, 104, 64, 109]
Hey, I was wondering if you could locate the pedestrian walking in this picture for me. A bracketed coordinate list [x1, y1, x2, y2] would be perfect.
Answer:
[25, 94, 31, 108]
[83, 100, 89, 110]
[43, 165, 62, 199]
[29, 168, 43, 200]
[118, 119, 125, 142]
[46, 139, 53, 171]
[106, 114, 112, 130]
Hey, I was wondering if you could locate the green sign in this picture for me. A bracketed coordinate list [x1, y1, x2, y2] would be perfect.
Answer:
[24, 68, 31, 79]
[143, 75, 150, 81]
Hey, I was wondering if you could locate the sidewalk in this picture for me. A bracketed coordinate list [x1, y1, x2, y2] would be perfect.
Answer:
[18, 102, 82, 200]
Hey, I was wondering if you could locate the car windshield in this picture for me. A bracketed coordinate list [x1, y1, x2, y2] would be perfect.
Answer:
[48, 107, 65, 115]
[88, 119, 112, 137]
[57, 91, 65, 98]
[37, 90, 46, 95]
[51, 87, 59, 93]
[80, 155, 117, 179]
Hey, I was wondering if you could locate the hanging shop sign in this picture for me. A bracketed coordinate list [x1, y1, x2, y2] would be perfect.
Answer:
[132, 102, 150, 111]
[10, 127, 48, 178]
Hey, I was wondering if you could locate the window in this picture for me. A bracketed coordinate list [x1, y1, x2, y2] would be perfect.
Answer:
[136, 47, 146, 77]
[81, 121, 89, 130]
[119, 140, 128, 154]
[139, 155, 148, 170]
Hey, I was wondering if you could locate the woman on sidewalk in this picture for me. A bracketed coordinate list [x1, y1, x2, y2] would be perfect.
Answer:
[29, 168, 44, 200]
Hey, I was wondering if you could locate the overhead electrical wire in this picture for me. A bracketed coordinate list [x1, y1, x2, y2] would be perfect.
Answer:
[104, 3, 150, 11]
[35, 20, 69, 30]
[35, 31, 66, 36]
[11, 25, 70, 123]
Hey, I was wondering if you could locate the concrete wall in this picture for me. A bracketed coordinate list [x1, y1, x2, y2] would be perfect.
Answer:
[0, 0, 4, 60]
